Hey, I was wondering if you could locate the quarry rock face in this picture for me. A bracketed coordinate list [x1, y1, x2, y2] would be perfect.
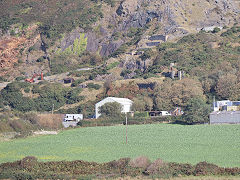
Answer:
[99, 0, 239, 56]
[57, 0, 239, 57]
[86, 32, 100, 53]
[60, 27, 84, 52]
[115, 0, 239, 32]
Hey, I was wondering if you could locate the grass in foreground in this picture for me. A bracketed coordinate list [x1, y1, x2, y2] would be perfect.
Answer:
[0, 124, 239, 167]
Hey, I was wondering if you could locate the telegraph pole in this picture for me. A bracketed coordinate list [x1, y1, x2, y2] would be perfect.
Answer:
[125, 113, 128, 144]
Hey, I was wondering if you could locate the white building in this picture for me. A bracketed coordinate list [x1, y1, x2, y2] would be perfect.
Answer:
[62, 114, 83, 128]
[213, 100, 231, 111]
[213, 100, 240, 112]
[95, 97, 133, 119]
[197, 26, 223, 32]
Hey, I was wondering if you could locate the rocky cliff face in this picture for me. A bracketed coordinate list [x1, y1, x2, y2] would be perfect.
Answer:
[115, 0, 239, 32]
[44, 0, 240, 57]
[77, 0, 240, 56]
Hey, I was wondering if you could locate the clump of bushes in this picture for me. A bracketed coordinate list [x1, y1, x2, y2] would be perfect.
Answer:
[221, 26, 240, 37]
[0, 81, 85, 112]
[87, 83, 101, 90]
[0, 156, 239, 179]
[71, 79, 85, 87]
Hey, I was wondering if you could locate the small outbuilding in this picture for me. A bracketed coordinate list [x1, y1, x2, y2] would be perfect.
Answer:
[149, 111, 171, 117]
[63, 78, 74, 84]
[95, 97, 133, 119]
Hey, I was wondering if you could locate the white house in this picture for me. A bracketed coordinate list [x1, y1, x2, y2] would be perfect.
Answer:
[95, 97, 133, 119]
[213, 100, 240, 112]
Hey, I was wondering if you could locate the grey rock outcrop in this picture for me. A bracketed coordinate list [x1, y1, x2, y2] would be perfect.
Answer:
[86, 32, 99, 53]
[100, 40, 124, 57]
[59, 0, 239, 57]
[60, 27, 84, 52]
[115, 0, 239, 35]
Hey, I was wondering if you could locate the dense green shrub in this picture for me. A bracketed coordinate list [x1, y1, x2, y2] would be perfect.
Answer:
[87, 83, 101, 90]
[0, 82, 85, 112]
[15, 76, 25, 81]
[120, 69, 132, 77]
[0, 156, 239, 179]
[212, 27, 221, 33]
[106, 62, 120, 70]
[71, 79, 85, 87]
[181, 97, 211, 124]
[221, 26, 240, 37]
[1, 83, 36, 112]
[66, 89, 85, 104]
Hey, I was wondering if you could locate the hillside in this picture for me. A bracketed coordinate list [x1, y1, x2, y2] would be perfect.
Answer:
[0, 0, 239, 77]
[0, 0, 240, 125]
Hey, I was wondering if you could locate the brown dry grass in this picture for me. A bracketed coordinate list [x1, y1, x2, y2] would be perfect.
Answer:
[114, 77, 165, 87]
[36, 114, 64, 129]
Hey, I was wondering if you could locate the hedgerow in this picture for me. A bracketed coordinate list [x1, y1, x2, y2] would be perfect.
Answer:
[0, 157, 239, 179]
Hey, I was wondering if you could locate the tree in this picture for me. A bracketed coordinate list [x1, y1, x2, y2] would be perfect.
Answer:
[154, 78, 205, 110]
[216, 74, 240, 100]
[132, 98, 145, 111]
[132, 97, 153, 111]
[99, 102, 122, 118]
[182, 97, 211, 124]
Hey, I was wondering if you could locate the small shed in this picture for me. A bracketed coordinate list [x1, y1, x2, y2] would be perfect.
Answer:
[63, 78, 74, 84]
[95, 97, 133, 119]
[149, 111, 171, 117]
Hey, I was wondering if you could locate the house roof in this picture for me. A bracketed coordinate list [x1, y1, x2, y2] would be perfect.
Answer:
[109, 97, 132, 103]
[97, 97, 133, 105]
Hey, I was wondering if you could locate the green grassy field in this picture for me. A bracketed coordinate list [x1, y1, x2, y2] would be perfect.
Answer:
[0, 124, 239, 167]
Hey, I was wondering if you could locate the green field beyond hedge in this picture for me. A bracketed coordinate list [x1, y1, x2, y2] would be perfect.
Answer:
[0, 124, 239, 167]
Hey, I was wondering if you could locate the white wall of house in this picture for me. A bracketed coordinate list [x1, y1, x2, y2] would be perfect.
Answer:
[95, 97, 133, 119]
